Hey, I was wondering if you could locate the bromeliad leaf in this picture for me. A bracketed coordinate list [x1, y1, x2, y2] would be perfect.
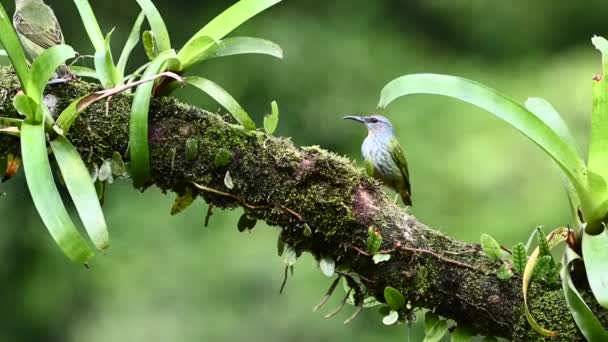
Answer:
[524, 98, 578, 152]
[185, 76, 256, 130]
[378, 74, 590, 213]
[117, 12, 146, 79]
[29, 45, 75, 100]
[180, 0, 282, 67]
[50, 135, 109, 251]
[129, 50, 177, 187]
[264, 100, 279, 134]
[73, 0, 105, 51]
[176, 35, 217, 70]
[142, 31, 157, 60]
[21, 121, 94, 263]
[561, 246, 608, 340]
[70, 66, 98, 80]
[94, 30, 121, 89]
[135, 0, 171, 53]
[589, 36, 608, 192]
[204, 36, 283, 61]
[0, 1, 30, 86]
[582, 229, 608, 308]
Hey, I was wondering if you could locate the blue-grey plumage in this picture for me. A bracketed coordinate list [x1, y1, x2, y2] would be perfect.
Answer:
[344, 114, 412, 206]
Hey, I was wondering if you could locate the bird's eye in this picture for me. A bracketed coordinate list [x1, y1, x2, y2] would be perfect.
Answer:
[369, 118, 378, 123]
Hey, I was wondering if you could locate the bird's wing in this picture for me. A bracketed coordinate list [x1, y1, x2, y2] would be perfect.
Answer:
[13, 9, 63, 50]
[389, 138, 411, 193]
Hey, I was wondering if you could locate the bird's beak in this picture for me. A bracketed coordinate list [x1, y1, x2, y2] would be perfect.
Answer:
[343, 116, 365, 123]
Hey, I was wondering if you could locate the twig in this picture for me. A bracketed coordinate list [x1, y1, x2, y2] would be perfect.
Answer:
[277, 204, 304, 222]
[399, 246, 480, 271]
[192, 182, 268, 210]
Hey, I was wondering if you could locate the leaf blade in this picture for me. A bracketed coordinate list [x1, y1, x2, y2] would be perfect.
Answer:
[73, 0, 106, 52]
[0, 1, 30, 86]
[21, 121, 93, 262]
[582, 228, 608, 308]
[117, 12, 146, 79]
[135, 0, 171, 52]
[29, 45, 75, 99]
[50, 135, 109, 251]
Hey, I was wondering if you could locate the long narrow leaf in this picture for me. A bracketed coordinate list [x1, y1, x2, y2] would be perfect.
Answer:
[130, 50, 177, 187]
[582, 229, 608, 308]
[70, 66, 98, 80]
[185, 76, 255, 130]
[73, 0, 105, 52]
[183, 0, 282, 49]
[94, 30, 120, 89]
[135, 0, 171, 53]
[117, 12, 145, 78]
[176, 36, 217, 70]
[208, 37, 283, 60]
[51, 136, 109, 250]
[589, 36, 608, 184]
[29, 45, 75, 100]
[21, 121, 93, 263]
[524, 98, 578, 152]
[379, 74, 590, 211]
[522, 227, 568, 337]
[0, 2, 30, 87]
[561, 247, 608, 340]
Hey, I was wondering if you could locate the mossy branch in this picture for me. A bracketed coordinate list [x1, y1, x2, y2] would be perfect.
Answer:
[0, 67, 604, 341]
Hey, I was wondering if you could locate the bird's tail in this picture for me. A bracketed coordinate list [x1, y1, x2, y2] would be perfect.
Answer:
[399, 189, 412, 206]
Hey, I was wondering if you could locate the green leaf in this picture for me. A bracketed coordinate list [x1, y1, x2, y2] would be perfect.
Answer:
[73, 0, 106, 52]
[536, 227, 554, 264]
[117, 12, 146, 79]
[21, 121, 93, 263]
[13, 94, 38, 119]
[382, 310, 399, 325]
[0, 1, 30, 87]
[533, 255, 555, 279]
[424, 312, 440, 333]
[496, 263, 513, 280]
[384, 286, 405, 310]
[524, 98, 578, 152]
[224, 171, 234, 189]
[94, 30, 121, 89]
[129, 49, 177, 187]
[185, 76, 256, 130]
[367, 227, 382, 254]
[522, 227, 568, 337]
[98, 159, 113, 184]
[378, 74, 590, 212]
[214, 148, 233, 168]
[135, 0, 171, 53]
[583, 228, 608, 308]
[480, 234, 502, 261]
[70, 66, 98, 80]
[264, 100, 279, 134]
[451, 327, 474, 342]
[176, 35, 218, 70]
[319, 256, 335, 277]
[142, 31, 157, 60]
[170, 188, 195, 216]
[480, 337, 498, 342]
[50, 135, 109, 251]
[237, 213, 257, 232]
[512, 242, 527, 274]
[29, 45, 75, 100]
[373, 253, 391, 264]
[424, 318, 448, 342]
[181, 0, 282, 61]
[56, 96, 86, 132]
[111, 152, 127, 177]
[210, 37, 283, 59]
[185, 138, 199, 162]
[561, 246, 608, 340]
[589, 36, 608, 189]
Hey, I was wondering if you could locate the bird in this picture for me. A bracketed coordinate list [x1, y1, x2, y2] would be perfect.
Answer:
[13, 0, 72, 81]
[344, 115, 412, 206]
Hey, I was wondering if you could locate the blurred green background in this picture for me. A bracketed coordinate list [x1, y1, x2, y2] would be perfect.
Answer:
[1, 0, 608, 341]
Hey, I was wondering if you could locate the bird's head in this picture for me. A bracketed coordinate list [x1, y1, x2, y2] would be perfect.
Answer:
[343, 114, 394, 135]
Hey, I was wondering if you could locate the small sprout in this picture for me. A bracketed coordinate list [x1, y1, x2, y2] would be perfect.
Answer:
[237, 213, 257, 232]
[263, 100, 279, 134]
[204, 204, 214, 227]
[171, 189, 195, 215]
[325, 289, 351, 319]
[224, 171, 234, 189]
[319, 256, 335, 277]
[98, 159, 114, 184]
[496, 263, 513, 280]
[111, 152, 127, 177]
[480, 234, 503, 261]
[142, 30, 158, 60]
[367, 227, 382, 254]
[214, 148, 233, 168]
[536, 227, 553, 261]
[185, 138, 199, 162]
[302, 223, 312, 237]
[373, 253, 391, 264]
[277, 236, 285, 256]
[512, 242, 527, 274]
[384, 286, 406, 311]
[382, 310, 399, 325]
[2, 154, 20, 182]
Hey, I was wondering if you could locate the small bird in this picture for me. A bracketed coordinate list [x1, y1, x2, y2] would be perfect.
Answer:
[344, 115, 412, 206]
[13, 0, 72, 80]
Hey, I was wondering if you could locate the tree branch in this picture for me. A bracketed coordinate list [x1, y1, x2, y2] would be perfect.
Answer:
[0, 67, 604, 341]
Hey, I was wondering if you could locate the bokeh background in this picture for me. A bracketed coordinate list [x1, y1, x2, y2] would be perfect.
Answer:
[1, 0, 608, 341]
